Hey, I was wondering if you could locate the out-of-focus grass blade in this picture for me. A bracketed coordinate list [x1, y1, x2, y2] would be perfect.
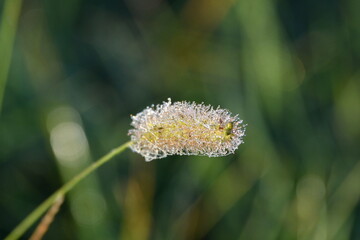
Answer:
[19, 7, 113, 240]
[0, 0, 22, 114]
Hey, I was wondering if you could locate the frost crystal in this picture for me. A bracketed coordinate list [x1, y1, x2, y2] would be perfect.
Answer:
[128, 98, 246, 161]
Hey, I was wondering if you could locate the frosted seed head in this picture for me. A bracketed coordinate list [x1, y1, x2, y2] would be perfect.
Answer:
[128, 98, 247, 161]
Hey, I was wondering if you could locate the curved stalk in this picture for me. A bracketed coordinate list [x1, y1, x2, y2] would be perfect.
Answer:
[5, 141, 133, 240]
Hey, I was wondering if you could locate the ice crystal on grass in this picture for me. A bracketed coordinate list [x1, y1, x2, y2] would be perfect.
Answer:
[128, 98, 246, 161]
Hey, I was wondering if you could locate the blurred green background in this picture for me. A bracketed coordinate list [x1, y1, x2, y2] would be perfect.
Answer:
[1, 0, 360, 239]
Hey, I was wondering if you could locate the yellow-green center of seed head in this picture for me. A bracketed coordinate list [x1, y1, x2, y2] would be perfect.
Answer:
[224, 122, 234, 139]
[141, 120, 234, 144]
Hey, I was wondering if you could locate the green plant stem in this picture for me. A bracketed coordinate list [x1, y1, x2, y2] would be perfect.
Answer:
[5, 141, 133, 240]
[0, 0, 22, 114]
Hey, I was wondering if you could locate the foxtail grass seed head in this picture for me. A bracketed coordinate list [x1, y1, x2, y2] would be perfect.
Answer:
[128, 98, 246, 161]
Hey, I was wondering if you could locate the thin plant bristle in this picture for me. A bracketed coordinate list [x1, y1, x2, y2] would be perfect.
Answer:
[128, 98, 247, 161]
